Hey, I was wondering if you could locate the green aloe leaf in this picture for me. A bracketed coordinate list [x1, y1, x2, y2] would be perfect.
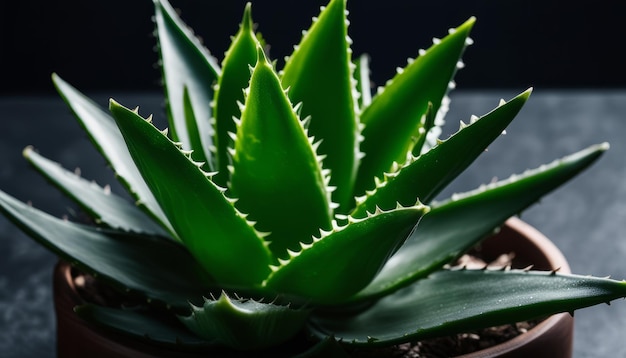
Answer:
[229, 49, 332, 259]
[355, 17, 474, 196]
[354, 54, 372, 110]
[52, 74, 176, 238]
[109, 100, 273, 288]
[281, 0, 359, 211]
[0, 190, 212, 310]
[212, 3, 260, 187]
[180, 293, 310, 350]
[77, 304, 347, 356]
[264, 205, 429, 305]
[75, 304, 215, 348]
[24, 147, 169, 238]
[352, 89, 530, 218]
[356, 143, 609, 301]
[310, 269, 626, 346]
[180, 85, 209, 170]
[154, 0, 220, 170]
[410, 101, 435, 157]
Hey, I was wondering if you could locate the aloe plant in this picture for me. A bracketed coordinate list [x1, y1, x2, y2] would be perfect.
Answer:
[1, 0, 624, 355]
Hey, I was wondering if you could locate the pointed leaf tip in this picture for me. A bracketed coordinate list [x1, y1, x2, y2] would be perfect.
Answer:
[256, 46, 268, 65]
[520, 87, 533, 99]
[242, 3, 253, 30]
[109, 98, 121, 111]
[458, 16, 476, 31]
[22, 145, 34, 158]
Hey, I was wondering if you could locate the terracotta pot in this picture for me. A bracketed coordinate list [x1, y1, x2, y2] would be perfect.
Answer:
[53, 217, 573, 357]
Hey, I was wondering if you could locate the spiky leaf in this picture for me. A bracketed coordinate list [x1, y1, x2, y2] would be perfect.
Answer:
[281, 0, 359, 211]
[264, 205, 429, 304]
[212, 3, 260, 186]
[310, 269, 626, 346]
[357, 143, 609, 300]
[352, 89, 530, 217]
[229, 49, 332, 259]
[410, 101, 435, 156]
[109, 100, 273, 288]
[24, 147, 169, 237]
[355, 17, 474, 195]
[75, 304, 215, 348]
[354, 54, 372, 110]
[0, 190, 211, 310]
[154, 0, 219, 169]
[180, 293, 310, 350]
[52, 74, 176, 238]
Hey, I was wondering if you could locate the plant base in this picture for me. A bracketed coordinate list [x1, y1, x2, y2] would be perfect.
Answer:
[53, 218, 573, 357]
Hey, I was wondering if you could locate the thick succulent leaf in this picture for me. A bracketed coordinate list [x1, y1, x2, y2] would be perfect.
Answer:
[52, 74, 176, 238]
[212, 3, 260, 187]
[420, 96, 450, 155]
[310, 269, 626, 346]
[229, 49, 332, 259]
[281, 0, 359, 211]
[410, 101, 435, 156]
[352, 90, 530, 218]
[180, 86, 209, 171]
[154, 0, 219, 169]
[75, 304, 215, 348]
[109, 100, 273, 288]
[353, 54, 372, 110]
[263, 205, 429, 305]
[180, 293, 310, 350]
[356, 143, 609, 301]
[355, 18, 474, 196]
[0, 190, 212, 310]
[24, 147, 169, 238]
[77, 303, 345, 357]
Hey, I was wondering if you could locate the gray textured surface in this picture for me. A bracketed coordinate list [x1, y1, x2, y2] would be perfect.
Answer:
[0, 90, 624, 357]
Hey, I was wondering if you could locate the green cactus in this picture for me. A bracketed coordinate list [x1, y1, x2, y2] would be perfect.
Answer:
[1, 0, 624, 355]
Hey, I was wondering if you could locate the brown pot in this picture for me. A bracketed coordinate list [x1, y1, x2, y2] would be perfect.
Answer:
[53, 217, 573, 357]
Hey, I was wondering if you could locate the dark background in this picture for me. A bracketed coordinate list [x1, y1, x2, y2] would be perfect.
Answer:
[1, 0, 626, 95]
